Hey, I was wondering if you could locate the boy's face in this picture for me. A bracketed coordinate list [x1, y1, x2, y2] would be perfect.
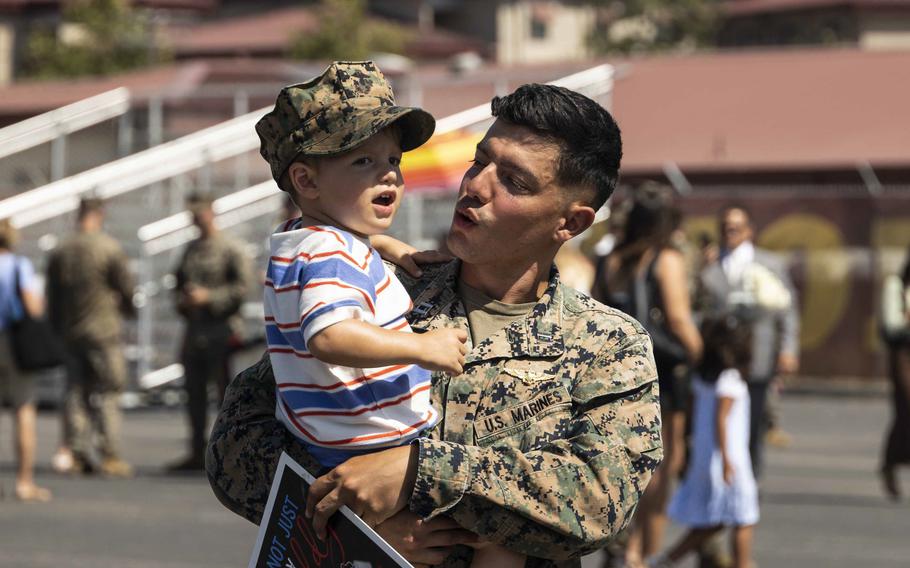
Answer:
[293, 128, 404, 237]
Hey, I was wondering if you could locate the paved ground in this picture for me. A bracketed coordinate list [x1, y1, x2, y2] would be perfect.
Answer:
[0, 392, 907, 568]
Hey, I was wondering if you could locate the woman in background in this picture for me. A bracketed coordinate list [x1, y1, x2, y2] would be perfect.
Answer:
[0, 219, 52, 501]
[593, 184, 702, 567]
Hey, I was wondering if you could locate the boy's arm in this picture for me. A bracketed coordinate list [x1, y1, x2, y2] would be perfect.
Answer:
[308, 320, 466, 374]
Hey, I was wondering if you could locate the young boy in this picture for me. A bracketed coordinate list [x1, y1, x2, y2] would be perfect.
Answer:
[256, 60, 466, 465]
[255, 61, 523, 568]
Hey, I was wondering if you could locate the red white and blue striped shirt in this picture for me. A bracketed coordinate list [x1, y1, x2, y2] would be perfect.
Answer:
[265, 219, 437, 467]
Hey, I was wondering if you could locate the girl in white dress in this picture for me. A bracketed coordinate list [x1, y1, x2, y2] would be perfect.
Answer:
[651, 316, 759, 568]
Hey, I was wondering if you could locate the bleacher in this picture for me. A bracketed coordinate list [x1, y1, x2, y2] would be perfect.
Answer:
[0, 63, 615, 404]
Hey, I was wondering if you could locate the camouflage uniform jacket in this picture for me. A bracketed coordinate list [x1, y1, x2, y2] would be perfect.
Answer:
[46, 231, 136, 345]
[174, 234, 249, 339]
[206, 260, 662, 567]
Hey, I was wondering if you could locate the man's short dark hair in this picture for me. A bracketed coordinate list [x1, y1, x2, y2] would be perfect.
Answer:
[78, 197, 104, 220]
[720, 202, 753, 225]
[490, 84, 622, 210]
[187, 191, 216, 211]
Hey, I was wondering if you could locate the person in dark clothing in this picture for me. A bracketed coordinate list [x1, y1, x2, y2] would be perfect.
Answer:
[881, 247, 910, 499]
[168, 193, 250, 471]
[593, 183, 703, 567]
[46, 198, 136, 477]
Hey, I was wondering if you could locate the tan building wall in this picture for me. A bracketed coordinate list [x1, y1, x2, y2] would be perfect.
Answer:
[496, 2, 595, 65]
[0, 21, 13, 85]
[859, 12, 910, 50]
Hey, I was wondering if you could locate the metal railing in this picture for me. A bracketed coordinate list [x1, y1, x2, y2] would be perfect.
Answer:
[0, 62, 616, 230]
[0, 88, 131, 181]
[126, 62, 617, 387]
[4, 62, 616, 390]
[134, 181, 284, 380]
[434, 63, 615, 134]
[0, 108, 268, 229]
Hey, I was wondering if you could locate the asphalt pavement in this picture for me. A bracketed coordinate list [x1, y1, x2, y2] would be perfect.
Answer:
[0, 391, 907, 568]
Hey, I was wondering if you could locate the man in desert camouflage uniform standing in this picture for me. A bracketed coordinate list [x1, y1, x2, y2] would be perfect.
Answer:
[47, 198, 136, 477]
[206, 66, 662, 568]
[168, 193, 250, 471]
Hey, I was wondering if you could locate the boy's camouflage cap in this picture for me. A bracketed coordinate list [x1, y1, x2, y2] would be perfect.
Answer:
[255, 61, 436, 183]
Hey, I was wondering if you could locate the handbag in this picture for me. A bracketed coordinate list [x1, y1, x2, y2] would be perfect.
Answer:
[633, 253, 689, 367]
[8, 257, 66, 371]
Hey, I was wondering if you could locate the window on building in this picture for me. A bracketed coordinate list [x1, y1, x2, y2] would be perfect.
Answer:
[530, 16, 548, 39]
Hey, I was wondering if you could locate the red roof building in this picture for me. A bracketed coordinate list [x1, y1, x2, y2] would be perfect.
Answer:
[611, 47, 910, 185]
[720, 0, 910, 50]
[166, 4, 486, 62]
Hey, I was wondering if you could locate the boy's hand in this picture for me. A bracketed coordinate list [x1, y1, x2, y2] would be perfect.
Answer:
[416, 328, 468, 375]
[370, 235, 452, 278]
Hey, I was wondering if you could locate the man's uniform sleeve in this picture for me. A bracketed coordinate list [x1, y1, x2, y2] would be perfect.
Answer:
[205, 352, 321, 523]
[206, 241, 250, 319]
[108, 244, 137, 319]
[409, 327, 663, 561]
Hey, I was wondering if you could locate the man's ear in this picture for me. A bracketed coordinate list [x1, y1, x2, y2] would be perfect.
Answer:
[555, 202, 596, 243]
[287, 162, 319, 200]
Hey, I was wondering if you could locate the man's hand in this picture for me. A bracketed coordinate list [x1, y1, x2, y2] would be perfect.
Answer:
[416, 328, 468, 375]
[777, 352, 799, 375]
[183, 284, 211, 307]
[370, 235, 452, 278]
[375, 510, 479, 568]
[305, 444, 418, 538]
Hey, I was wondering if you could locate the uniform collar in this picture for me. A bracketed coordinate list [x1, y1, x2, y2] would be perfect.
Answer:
[408, 260, 566, 363]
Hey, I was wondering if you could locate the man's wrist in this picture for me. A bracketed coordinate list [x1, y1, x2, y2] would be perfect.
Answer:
[408, 439, 473, 520]
[402, 442, 420, 499]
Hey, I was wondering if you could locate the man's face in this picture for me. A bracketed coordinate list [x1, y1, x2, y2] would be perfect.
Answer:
[446, 119, 571, 268]
[720, 208, 753, 250]
[192, 206, 215, 230]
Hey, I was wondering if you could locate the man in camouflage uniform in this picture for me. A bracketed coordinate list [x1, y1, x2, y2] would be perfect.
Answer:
[47, 198, 136, 477]
[168, 192, 250, 471]
[206, 66, 662, 568]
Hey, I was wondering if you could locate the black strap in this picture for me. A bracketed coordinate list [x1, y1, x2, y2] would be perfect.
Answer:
[12, 255, 25, 316]
[633, 250, 662, 323]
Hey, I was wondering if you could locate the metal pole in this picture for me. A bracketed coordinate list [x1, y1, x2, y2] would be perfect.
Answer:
[858, 160, 883, 196]
[147, 97, 164, 211]
[136, 246, 153, 382]
[148, 97, 163, 147]
[200, 150, 213, 194]
[117, 111, 133, 157]
[50, 132, 66, 181]
[233, 91, 250, 190]
[663, 161, 693, 196]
